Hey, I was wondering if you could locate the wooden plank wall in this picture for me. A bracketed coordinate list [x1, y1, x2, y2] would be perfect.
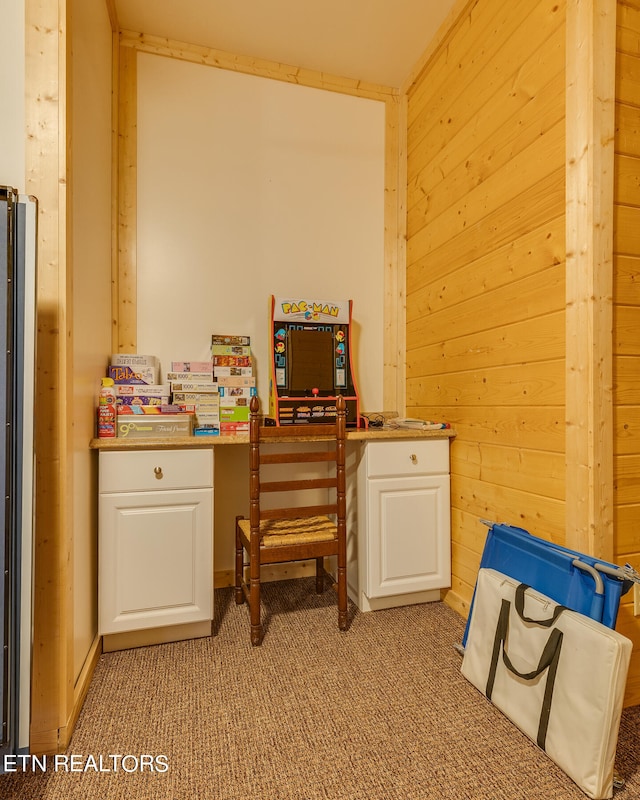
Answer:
[404, 0, 567, 617]
[613, 0, 640, 706]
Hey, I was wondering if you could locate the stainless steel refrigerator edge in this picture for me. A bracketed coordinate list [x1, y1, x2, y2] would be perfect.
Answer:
[0, 186, 36, 764]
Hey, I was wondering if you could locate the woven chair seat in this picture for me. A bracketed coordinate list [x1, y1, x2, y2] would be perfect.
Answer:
[237, 515, 337, 547]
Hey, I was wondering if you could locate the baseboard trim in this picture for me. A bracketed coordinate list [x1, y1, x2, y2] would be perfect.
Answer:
[30, 634, 103, 755]
[215, 561, 316, 589]
[441, 587, 468, 620]
[63, 634, 103, 749]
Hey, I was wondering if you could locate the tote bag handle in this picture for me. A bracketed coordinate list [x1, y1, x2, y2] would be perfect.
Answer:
[486, 596, 564, 750]
[515, 582, 567, 626]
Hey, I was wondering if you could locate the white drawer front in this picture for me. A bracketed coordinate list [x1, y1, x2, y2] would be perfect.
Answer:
[366, 439, 449, 478]
[100, 449, 213, 493]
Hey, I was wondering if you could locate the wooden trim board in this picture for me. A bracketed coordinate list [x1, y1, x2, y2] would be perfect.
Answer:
[565, 0, 616, 559]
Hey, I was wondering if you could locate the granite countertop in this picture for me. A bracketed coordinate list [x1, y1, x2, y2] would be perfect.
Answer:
[90, 421, 455, 450]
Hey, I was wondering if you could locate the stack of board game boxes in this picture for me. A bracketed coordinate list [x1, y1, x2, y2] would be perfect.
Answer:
[108, 354, 193, 438]
[109, 353, 167, 405]
[168, 335, 256, 435]
[168, 360, 220, 436]
[211, 334, 256, 435]
[105, 337, 256, 438]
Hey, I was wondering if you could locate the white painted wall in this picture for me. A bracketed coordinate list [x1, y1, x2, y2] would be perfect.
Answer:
[0, 0, 25, 189]
[135, 52, 386, 411]
[135, 52, 386, 575]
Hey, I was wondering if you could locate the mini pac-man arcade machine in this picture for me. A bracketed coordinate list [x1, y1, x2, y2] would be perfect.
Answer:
[268, 295, 361, 426]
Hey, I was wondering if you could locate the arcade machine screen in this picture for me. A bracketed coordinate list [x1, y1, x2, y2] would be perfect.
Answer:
[288, 329, 335, 395]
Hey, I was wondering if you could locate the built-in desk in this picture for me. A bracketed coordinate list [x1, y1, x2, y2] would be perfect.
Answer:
[90, 426, 456, 449]
[90, 426, 455, 649]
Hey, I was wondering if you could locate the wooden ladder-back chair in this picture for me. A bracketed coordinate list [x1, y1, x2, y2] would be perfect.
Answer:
[235, 394, 348, 645]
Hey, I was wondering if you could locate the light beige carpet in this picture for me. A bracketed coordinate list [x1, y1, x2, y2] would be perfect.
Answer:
[2, 578, 639, 799]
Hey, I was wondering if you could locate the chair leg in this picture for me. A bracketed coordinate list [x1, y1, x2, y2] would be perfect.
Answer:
[249, 575, 263, 645]
[315, 557, 324, 593]
[248, 530, 263, 645]
[234, 516, 245, 605]
[337, 562, 348, 631]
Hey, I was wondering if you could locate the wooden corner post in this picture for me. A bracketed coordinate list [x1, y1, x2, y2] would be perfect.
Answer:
[565, 0, 616, 559]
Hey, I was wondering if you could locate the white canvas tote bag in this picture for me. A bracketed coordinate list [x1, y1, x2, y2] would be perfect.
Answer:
[461, 568, 632, 800]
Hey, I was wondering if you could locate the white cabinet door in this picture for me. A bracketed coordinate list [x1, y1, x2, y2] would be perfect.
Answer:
[366, 473, 450, 598]
[99, 486, 213, 634]
[348, 439, 451, 610]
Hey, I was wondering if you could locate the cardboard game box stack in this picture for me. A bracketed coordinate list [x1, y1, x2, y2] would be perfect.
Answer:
[109, 354, 193, 438]
[105, 342, 257, 438]
[211, 335, 256, 434]
[168, 361, 220, 436]
[109, 354, 167, 406]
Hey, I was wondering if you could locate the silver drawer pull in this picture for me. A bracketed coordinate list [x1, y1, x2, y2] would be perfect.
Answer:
[154, 467, 164, 480]
[410, 454, 418, 465]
